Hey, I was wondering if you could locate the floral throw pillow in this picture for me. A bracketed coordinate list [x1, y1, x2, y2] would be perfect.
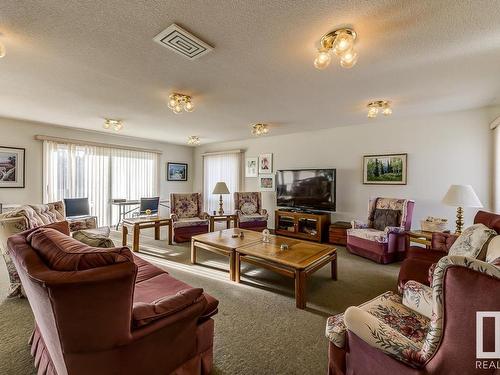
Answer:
[448, 224, 496, 260]
[241, 202, 257, 215]
[485, 235, 500, 264]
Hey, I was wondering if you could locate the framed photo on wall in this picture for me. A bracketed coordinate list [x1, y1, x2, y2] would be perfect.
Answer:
[0, 146, 25, 188]
[258, 153, 273, 174]
[245, 157, 258, 177]
[259, 174, 275, 191]
[363, 153, 407, 185]
[167, 162, 188, 181]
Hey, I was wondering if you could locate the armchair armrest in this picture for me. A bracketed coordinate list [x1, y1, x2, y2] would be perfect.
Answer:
[351, 220, 368, 229]
[199, 212, 209, 220]
[385, 226, 406, 235]
[0, 215, 29, 255]
[259, 208, 268, 216]
[344, 306, 425, 367]
[402, 281, 432, 319]
[431, 232, 458, 252]
[170, 213, 179, 222]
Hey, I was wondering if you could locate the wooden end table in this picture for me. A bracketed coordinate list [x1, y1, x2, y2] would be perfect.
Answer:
[406, 230, 448, 249]
[235, 237, 337, 309]
[209, 213, 237, 232]
[122, 216, 172, 252]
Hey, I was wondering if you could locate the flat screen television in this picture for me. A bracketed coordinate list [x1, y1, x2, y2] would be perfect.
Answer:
[276, 169, 336, 212]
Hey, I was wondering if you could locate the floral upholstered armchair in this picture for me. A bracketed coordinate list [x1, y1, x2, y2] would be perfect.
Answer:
[0, 201, 97, 298]
[326, 255, 500, 375]
[234, 192, 268, 231]
[170, 193, 209, 243]
[347, 197, 415, 263]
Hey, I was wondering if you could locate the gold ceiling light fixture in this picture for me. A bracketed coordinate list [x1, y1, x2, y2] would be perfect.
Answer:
[187, 135, 201, 146]
[103, 119, 123, 131]
[314, 28, 358, 70]
[251, 123, 269, 136]
[168, 93, 194, 114]
[0, 41, 5, 58]
[367, 100, 392, 118]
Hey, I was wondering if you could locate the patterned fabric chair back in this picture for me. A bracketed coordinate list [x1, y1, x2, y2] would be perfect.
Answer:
[367, 197, 413, 230]
[170, 193, 203, 219]
[234, 192, 261, 212]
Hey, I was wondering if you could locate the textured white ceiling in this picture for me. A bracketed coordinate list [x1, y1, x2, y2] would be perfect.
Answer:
[1, 0, 500, 145]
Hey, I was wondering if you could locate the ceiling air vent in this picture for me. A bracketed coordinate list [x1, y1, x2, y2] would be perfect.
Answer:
[153, 24, 213, 60]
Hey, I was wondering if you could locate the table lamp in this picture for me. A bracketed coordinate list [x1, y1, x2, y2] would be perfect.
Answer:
[212, 182, 230, 215]
[442, 184, 482, 234]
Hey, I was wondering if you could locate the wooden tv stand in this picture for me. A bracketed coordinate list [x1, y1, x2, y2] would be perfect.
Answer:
[274, 210, 330, 243]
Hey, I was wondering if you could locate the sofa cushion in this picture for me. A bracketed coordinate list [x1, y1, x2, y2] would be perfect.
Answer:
[72, 227, 114, 248]
[28, 228, 133, 271]
[134, 273, 219, 320]
[132, 288, 204, 327]
[133, 254, 166, 283]
[486, 235, 500, 264]
[348, 228, 388, 243]
[373, 209, 400, 231]
[448, 223, 496, 260]
[173, 217, 209, 228]
[238, 213, 267, 223]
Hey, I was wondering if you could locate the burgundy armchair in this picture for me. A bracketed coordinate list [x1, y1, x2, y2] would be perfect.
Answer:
[347, 198, 415, 263]
[7, 221, 218, 375]
[326, 254, 500, 375]
[398, 210, 500, 290]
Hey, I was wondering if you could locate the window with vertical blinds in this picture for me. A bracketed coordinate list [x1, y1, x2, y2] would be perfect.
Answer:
[203, 151, 241, 214]
[43, 140, 159, 226]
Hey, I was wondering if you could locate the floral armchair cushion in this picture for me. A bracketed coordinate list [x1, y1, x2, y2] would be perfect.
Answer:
[170, 193, 208, 223]
[234, 192, 268, 220]
[350, 198, 412, 234]
[448, 223, 496, 260]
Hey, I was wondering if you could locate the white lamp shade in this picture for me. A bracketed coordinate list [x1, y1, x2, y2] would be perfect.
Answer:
[442, 185, 483, 207]
[212, 181, 230, 195]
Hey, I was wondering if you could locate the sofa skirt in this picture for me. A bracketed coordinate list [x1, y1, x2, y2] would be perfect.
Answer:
[174, 225, 209, 243]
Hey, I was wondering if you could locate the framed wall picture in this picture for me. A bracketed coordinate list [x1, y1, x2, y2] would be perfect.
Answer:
[258, 153, 273, 174]
[0, 146, 25, 188]
[245, 157, 258, 177]
[363, 153, 407, 185]
[259, 174, 275, 191]
[167, 162, 188, 181]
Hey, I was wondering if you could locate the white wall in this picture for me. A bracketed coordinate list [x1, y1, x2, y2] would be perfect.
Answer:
[194, 108, 494, 229]
[0, 117, 194, 211]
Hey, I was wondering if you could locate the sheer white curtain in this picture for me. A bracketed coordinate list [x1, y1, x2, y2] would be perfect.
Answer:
[203, 152, 241, 214]
[43, 140, 159, 226]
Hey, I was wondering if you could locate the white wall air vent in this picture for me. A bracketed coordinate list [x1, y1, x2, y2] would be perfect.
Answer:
[153, 24, 213, 60]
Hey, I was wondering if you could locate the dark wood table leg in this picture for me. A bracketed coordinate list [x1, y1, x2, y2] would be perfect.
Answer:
[331, 255, 337, 280]
[234, 252, 241, 283]
[154, 222, 160, 240]
[122, 225, 128, 246]
[226, 218, 230, 229]
[190, 239, 197, 264]
[168, 223, 172, 245]
[132, 224, 140, 252]
[295, 269, 307, 309]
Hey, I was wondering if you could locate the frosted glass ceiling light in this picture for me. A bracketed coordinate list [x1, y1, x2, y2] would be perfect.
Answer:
[168, 93, 194, 114]
[367, 101, 392, 119]
[314, 28, 358, 70]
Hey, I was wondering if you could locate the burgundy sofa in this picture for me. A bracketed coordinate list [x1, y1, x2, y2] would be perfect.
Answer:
[398, 210, 500, 290]
[7, 221, 218, 375]
[347, 198, 415, 264]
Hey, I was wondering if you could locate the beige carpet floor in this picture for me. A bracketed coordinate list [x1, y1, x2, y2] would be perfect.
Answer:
[0, 227, 400, 375]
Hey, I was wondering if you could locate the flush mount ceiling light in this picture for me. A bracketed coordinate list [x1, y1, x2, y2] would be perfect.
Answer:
[103, 119, 123, 131]
[251, 123, 269, 136]
[314, 28, 358, 70]
[367, 100, 392, 118]
[0, 41, 5, 58]
[168, 93, 194, 114]
[187, 136, 201, 146]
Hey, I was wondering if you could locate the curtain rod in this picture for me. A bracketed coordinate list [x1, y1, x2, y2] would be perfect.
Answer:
[201, 149, 242, 156]
[34, 135, 163, 154]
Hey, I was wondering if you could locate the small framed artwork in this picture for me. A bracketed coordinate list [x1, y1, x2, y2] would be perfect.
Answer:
[167, 162, 188, 181]
[259, 174, 275, 191]
[245, 157, 258, 177]
[258, 153, 273, 174]
[363, 153, 407, 185]
[0, 146, 25, 188]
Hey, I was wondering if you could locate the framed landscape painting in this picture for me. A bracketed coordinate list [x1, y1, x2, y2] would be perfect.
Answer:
[245, 157, 258, 177]
[363, 153, 407, 185]
[0, 146, 25, 188]
[167, 162, 188, 181]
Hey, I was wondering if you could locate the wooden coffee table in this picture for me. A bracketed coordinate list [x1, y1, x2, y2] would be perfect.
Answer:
[191, 228, 262, 281]
[235, 237, 337, 309]
[122, 216, 172, 252]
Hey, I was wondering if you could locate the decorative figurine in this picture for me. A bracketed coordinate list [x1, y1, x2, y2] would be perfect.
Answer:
[262, 229, 271, 243]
